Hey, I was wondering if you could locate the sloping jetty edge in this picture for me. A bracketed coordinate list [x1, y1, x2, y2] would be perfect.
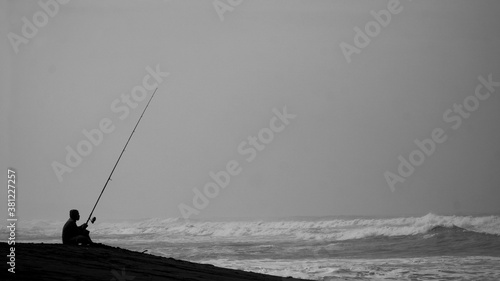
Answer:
[1, 242, 313, 281]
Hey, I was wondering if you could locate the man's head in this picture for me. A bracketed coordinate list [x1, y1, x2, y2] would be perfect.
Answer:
[69, 209, 80, 221]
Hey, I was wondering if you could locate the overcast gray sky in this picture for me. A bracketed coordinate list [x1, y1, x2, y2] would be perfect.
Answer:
[1, 0, 499, 221]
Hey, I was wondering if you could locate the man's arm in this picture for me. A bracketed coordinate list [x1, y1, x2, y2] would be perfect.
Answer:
[77, 223, 89, 235]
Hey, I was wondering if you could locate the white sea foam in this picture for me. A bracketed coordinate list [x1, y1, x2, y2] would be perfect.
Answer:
[200, 256, 500, 281]
[4, 213, 500, 242]
[4, 213, 499, 281]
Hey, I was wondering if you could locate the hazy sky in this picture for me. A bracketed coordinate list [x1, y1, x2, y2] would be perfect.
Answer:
[1, 0, 500, 221]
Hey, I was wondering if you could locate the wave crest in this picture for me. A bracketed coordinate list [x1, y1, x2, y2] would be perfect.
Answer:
[4, 213, 500, 242]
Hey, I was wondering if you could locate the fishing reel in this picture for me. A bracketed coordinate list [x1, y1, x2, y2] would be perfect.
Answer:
[90, 217, 97, 224]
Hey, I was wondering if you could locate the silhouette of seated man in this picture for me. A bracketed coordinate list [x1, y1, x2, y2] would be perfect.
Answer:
[62, 209, 93, 245]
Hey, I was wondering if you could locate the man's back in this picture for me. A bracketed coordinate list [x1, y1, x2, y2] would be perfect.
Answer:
[62, 218, 79, 244]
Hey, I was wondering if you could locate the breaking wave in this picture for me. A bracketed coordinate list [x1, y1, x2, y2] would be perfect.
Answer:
[5, 213, 500, 242]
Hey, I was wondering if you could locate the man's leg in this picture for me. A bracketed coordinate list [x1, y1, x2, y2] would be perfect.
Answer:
[83, 229, 93, 244]
[72, 235, 92, 245]
[84, 232, 93, 244]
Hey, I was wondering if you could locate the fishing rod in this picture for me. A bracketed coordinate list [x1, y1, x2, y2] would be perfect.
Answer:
[86, 87, 159, 225]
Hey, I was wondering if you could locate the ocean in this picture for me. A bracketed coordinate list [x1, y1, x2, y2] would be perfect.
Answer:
[9, 213, 500, 280]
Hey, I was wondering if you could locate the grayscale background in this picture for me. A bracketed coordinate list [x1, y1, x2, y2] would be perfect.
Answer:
[1, 0, 499, 222]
